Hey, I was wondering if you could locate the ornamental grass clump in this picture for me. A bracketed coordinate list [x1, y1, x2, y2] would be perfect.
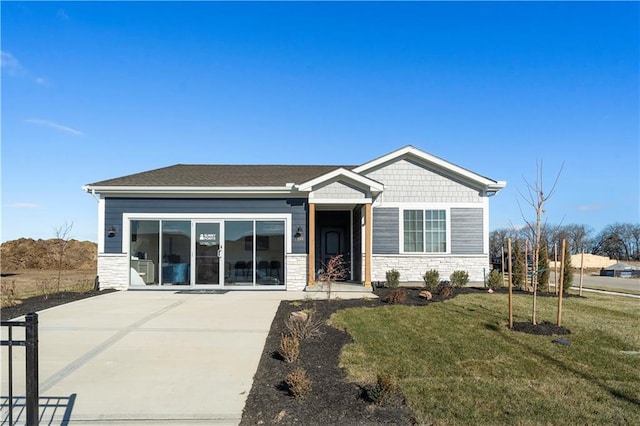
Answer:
[285, 368, 312, 399]
[279, 333, 300, 363]
[385, 288, 407, 304]
[438, 283, 453, 298]
[422, 269, 440, 292]
[285, 310, 324, 340]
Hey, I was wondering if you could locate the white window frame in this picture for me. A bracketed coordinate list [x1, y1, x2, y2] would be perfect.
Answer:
[122, 213, 292, 289]
[399, 205, 451, 255]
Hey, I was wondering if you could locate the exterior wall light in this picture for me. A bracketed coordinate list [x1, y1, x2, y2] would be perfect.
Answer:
[107, 225, 118, 238]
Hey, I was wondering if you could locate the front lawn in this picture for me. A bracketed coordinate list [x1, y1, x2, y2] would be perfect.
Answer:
[331, 292, 640, 424]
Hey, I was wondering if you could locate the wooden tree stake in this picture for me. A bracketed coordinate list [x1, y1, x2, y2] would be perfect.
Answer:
[508, 238, 513, 329]
[579, 249, 585, 297]
[554, 243, 558, 295]
[557, 239, 566, 327]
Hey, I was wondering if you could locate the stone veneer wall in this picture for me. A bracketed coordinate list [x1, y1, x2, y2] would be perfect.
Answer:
[285, 254, 308, 291]
[97, 253, 309, 291]
[97, 253, 129, 290]
[371, 254, 489, 283]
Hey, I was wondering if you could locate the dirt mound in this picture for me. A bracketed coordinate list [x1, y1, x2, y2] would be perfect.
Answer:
[1, 238, 97, 271]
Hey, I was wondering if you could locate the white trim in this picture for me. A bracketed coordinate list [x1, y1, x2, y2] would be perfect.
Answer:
[97, 197, 105, 253]
[399, 206, 451, 255]
[353, 145, 506, 192]
[308, 197, 373, 205]
[83, 185, 298, 195]
[483, 197, 490, 255]
[121, 213, 291, 289]
[298, 168, 383, 193]
[122, 213, 292, 254]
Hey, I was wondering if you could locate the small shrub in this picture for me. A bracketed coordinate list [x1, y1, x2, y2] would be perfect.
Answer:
[385, 288, 407, 304]
[487, 269, 503, 290]
[279, 334, 300, 363]
[422, 269, 440, 292]
[438, 284, 453, 298]
[385, 269, 400, 288]
[450, 270, 469, 288]
[285, 311, 324, 340]
[367, 373, 402, 406]
[0, 280, 20, 308]
[37, 278, 55, 299]
[318, 254, 348, 300]
[285, 368, 312, 398]
[419, 290, 432, 300]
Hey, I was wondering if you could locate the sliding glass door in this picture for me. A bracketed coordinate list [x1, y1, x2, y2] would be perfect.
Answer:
[129, 217, 286, 288]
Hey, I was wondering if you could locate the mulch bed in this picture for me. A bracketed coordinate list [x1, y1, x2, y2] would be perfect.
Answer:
[240, 286, 485, 425]
[1, 290, 116, 320]
[511, 321, 571, 336]
[239, 295, 416, 426]
[240, 285, 575, 425]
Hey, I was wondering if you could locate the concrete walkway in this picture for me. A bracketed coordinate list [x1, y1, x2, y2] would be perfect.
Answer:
[1, 289, 372, 425]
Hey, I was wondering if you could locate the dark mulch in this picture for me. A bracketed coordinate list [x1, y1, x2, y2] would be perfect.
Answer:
[240, 286, 483, 425]
[240, 296, 415, 426]
[512, 321, 571, 336]
[1, 290, 116, 320]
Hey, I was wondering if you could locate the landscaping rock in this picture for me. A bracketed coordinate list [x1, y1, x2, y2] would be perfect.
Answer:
[419, 291, 432, 300]
[289, 311, 308, 322]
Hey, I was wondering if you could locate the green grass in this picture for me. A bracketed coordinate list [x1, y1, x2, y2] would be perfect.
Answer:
[331, 293, 640, 425]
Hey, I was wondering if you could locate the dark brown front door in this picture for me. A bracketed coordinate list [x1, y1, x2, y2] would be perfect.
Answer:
[320, 227, 350, 280]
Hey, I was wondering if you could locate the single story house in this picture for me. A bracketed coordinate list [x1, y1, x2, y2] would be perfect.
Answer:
[83, 145, 506, 291]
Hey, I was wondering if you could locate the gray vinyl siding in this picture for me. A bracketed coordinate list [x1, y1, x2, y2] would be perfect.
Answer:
[450, 208, 484, 254]
[372, 207, 399, 254]
[104, 198, 307, 254]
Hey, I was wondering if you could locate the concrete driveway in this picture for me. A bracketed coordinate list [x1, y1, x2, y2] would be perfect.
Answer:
[2, 290, 303, 425]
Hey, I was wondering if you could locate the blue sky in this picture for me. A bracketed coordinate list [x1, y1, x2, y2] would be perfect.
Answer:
[2, 1, 638, 243]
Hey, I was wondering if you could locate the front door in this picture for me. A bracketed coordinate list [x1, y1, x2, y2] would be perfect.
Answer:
[320, 227, 350, 280]
[194, 222, 223, 285]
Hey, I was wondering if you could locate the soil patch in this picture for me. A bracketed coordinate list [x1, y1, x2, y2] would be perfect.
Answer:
[511, 320, 571, 336]
[1, 290, 116, 320]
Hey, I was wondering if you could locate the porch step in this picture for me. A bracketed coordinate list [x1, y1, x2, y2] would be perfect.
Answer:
[304, 282, 374, 293]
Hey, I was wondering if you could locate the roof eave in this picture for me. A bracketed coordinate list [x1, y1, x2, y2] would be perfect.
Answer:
[82, 184, 298, 196]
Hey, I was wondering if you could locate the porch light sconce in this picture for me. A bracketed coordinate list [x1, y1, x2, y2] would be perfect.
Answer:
[294, 226, 304, 241]
[107, 225, 118, 238]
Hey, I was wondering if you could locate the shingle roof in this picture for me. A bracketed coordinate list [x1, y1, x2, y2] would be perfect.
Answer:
[88, 164, 354, 187]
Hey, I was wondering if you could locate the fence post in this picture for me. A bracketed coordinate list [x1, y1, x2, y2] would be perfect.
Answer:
[25, 312, 39, 425]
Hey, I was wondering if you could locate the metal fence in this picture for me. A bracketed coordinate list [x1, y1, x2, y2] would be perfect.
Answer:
[1, 312, 39, 425]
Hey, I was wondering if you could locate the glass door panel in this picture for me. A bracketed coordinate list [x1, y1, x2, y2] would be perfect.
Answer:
[162, 221, 191, 285]
[195, 222, 222, 285]
[224, 221, 254, 286]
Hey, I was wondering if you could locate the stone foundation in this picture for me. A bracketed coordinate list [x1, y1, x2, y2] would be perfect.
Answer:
[371, 254, 489, 283]
[285, 254, 307, 291]
[97, 253, 129, 290]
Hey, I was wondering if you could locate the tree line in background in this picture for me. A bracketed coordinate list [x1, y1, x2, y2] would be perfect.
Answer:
[490, 222, 640, 262]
